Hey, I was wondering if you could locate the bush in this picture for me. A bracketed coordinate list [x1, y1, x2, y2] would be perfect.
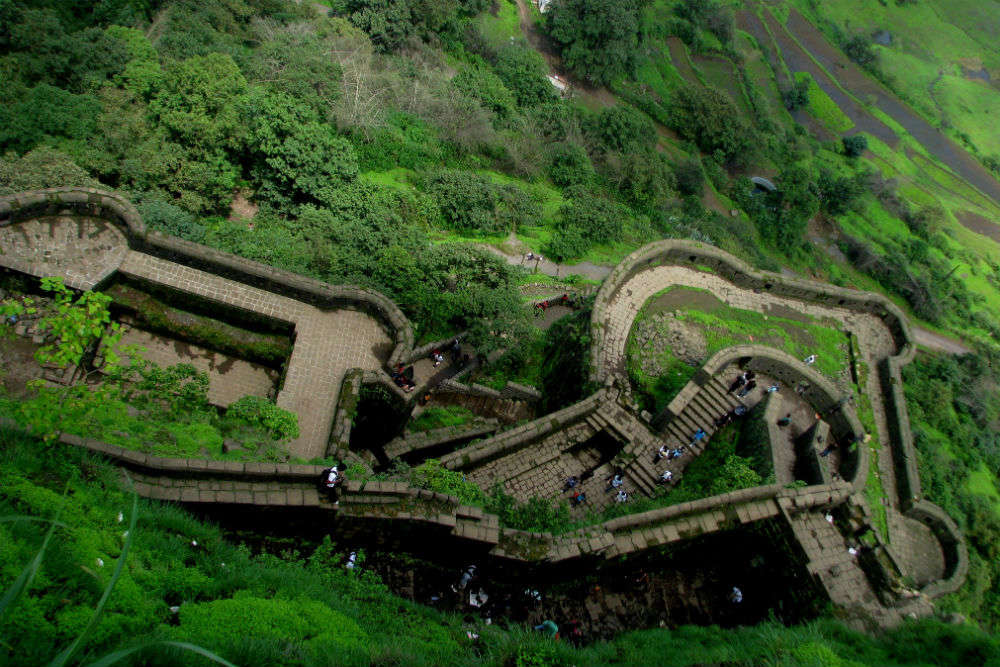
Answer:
[670, 86, 754, 163]
[424, 170, 538, 234]
[673, 157, 705, 196]
[842, 134, 868, 158]
[490, 43, 557, 108]
[226, 396, 300, 441]
[546, 0, 645, 86]
[452, 65, 516, 118]
[548, 143, 594, 187]
[410, 459, 488, 505]
[135, 195, 207, 242]
[587, 105, 655, 153]
[173, 595, 368, 667]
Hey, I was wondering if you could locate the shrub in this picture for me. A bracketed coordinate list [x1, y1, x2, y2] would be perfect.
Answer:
[670, 86, 754, 163]
[548, 143, 594, 187]
[491, 43, 557, 108]
[453, 65, 516, 118]
[842, 134, 868, 158]
[546, 0, 645, 86]
[673, 157, 705, 196]
[587, 105, 655, 152]
[226, 396, 300, 441]
[424, 170, 537, 234]
[135, 195, 207, 242]
[173, 595, 368, 667]
[410, 459, 487, 505]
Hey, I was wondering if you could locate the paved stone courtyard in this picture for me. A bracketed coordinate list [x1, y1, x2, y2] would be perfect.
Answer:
[0, 216, 129, 290]
[117, 328, 279, 407]
[119, 252, 392, 460]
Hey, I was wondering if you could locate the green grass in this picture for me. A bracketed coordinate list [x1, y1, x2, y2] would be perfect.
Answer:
[408, 405, 477, 433]
[967, 461, 1000, 515]
[794, 71, 854, 133]
[473, 0, 521, 47]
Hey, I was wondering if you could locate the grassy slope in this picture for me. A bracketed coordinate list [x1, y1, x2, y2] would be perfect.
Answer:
[627, 286, 850, 411]
[3, 430, 999, 666]
[787, 0, 1000, 157]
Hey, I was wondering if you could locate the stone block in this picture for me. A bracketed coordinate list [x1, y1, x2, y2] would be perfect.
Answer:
[199, 489, 216, 502]
[180, 488, 200, 503]
[267, 491, 286, 505]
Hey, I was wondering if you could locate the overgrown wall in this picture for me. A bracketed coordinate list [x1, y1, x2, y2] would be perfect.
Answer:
[0, 188, 414, 368]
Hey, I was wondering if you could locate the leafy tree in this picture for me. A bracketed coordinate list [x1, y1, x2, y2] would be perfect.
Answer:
[241, 88, 359, 207]
[133, 193, 207, 242]
[843, 35, 877, 68]
[842, 134, 868, 158]
[548, 143, 594, 187]
[347, 0, 414, 51]
[586, 105, 655, 152]
[248, 29, 343, 115]
[423, 170, 537, 234]
[151, 52, 248, 151]
[673, 157, 705, 196]
[817, 169, 866, 215]
[452, 65, 516, 119]
[670, 86, 753, 163]
[106, 25, 163, 99]
[609, 150, 675, 210]
[546, 0, 646, 85]
[0, 85, 102, 153]
[490, 43, 557, 108]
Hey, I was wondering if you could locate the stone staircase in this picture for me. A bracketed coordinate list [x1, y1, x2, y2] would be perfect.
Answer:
[612, 375, 744, 497]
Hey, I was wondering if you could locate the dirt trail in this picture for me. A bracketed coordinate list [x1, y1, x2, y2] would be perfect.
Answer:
[780, 8, 1000, 209]
[912, 326, 972, 355]
[748, 9, 896, 144]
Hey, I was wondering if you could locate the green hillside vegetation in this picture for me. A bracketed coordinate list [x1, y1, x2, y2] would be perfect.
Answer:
[3, 0, 1000, 658]
[3, 427, 1000, 667]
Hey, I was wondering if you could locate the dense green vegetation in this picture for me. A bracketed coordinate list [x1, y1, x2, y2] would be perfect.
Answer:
[4, 0, 1000, 658]
[5, 429, 1000, 666]
[904, 352, 1000, 629]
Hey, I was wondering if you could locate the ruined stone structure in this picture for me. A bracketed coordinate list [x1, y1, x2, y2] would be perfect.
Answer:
[0, 190, 967, 628]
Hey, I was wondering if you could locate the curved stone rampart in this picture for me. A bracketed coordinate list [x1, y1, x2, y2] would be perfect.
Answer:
[0, 188, 414, 367]
[905, 500, 969, 599]
[661, 345, 867, 491]
[880, 357, 921, 509]
[589, 240, 915, 383]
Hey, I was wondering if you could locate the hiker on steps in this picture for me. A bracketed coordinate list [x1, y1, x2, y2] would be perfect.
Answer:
[689, 428, 707, 447]
[606, 471, 624, 492]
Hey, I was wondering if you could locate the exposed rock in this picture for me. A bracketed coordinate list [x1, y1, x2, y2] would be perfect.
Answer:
[222, 439, 245, 454]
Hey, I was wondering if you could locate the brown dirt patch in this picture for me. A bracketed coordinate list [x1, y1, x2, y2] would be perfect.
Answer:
[954, 209, 1000, 243]
[229, 191, 258, 222]
[0, 337, 45, 397]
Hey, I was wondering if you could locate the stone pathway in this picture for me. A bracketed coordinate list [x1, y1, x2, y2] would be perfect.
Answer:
[119, 252, 392, 460]
[117, 328, 279, 407]
[887, 509, 946, 587]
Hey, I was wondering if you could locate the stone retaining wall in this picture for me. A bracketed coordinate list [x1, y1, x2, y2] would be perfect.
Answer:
[436, 378, 543, 403]
[438, 390, 610, 470]
[880, 357, 921, 509]
[0, 188, 414, 368]
[660, 345, 868, 492]
[384, 419, 501, 459]
[327, 368, 364, 459]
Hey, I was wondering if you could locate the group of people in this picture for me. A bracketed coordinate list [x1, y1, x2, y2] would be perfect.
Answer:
[533, 293, 577, 317]
[391, 363, 416, 392]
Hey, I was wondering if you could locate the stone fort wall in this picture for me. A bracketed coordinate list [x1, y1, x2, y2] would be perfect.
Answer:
[0, 188, 415, 368]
